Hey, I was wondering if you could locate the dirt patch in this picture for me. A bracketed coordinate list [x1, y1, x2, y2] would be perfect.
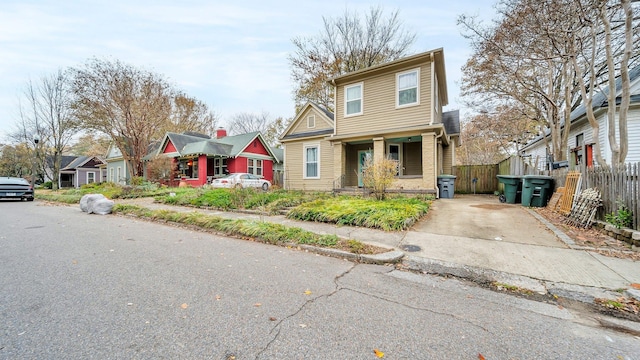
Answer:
[470, 204, 511, 210]
[535, 207, 640, 261]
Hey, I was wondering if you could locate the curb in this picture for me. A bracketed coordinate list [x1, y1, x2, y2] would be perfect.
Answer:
[297, 244, 404, 264]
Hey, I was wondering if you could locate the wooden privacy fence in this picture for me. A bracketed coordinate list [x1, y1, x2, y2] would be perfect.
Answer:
[452, 164, 499, 194]
[582, 163, 639, 231]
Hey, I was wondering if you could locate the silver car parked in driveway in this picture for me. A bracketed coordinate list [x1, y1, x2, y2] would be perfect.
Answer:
[211, 173, 271, 191]
[0, 177, 34, 201]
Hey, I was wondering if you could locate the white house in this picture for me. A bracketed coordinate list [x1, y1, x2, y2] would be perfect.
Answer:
[522, 66, 640, 169]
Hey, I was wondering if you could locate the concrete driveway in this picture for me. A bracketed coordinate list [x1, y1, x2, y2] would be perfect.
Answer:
[411, 194, 566, 248]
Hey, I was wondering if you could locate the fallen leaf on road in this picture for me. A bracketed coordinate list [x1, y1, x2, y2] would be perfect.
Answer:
[304, 290, 312, 295]
[72, 260, 78, 265]
[299, 324, 307, 328]
[478, 354, 486, 360]
[254, 303, 262, 307]
[373, 349, 384, 358]
[269, 317, 277, 321]
[631, 283, 640, 290]
[215, 295, 221, 301]
[180, 303, 188, 309]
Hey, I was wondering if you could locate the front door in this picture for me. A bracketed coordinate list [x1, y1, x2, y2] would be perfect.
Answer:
[357, 150, 372, 187]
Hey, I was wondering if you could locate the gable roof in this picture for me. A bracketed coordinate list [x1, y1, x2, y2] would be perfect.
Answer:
[60, 156, 105, 170]
[523, 65, 640, 150]
[148, 131, 277, 160]
[280, 102, 335, 142]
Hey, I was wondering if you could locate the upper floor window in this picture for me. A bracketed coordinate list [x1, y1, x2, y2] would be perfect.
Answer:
[397, 69, 419, 107]
[307, 115, 315, 128]
[345, 83, 363, 116]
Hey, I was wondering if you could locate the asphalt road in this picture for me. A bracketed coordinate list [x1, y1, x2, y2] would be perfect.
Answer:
[1, 200, 639, 359]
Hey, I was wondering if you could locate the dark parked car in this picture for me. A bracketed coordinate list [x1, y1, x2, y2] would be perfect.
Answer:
[0, 177, 34, 201]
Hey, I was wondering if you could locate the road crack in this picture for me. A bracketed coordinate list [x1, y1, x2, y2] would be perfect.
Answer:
[254, 263, 357, 360]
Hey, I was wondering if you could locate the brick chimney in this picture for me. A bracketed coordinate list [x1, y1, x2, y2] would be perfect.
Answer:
[215, 127, 227, 139]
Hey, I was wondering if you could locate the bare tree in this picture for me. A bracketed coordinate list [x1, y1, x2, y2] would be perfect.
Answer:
[459, 0, 639, 166]
[457, 105, 538, 165]
[227, 111, 270, 135]
[70, 58, 173, 178]
[160, 92, 218, 136]
[289, 6, 416, 111]
[9, 70, 79, 189]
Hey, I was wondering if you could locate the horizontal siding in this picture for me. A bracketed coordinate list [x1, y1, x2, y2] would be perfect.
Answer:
[284, 139, 333, 191]
[336, 62, 432, 136]
[626, 106, 640, 162]
[290, 107, 333, 136]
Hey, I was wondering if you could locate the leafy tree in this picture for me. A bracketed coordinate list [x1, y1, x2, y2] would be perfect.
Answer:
[67, 133, 111, 157]
[0, 143, 32, 179]
[70, 58, 173, 178]
[146, 155, 177, 185]
[289, 6, 416, 111]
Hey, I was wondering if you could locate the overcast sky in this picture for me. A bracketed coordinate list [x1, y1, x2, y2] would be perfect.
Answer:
[0, 0, 497, 141]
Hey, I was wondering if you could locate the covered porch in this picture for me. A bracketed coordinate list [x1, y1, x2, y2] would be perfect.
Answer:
[331, 127, 450, 194]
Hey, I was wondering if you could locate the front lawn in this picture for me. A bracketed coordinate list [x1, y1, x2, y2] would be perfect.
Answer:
[36, 181, 180, 202]
[112, 204, 385, 255]
[287, 195, 433, 231]
[156, 188, 330, 214]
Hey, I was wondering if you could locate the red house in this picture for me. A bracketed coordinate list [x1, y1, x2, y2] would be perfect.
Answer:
[146, 129, 279, 187]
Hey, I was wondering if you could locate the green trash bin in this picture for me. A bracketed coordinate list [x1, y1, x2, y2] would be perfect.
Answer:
[437, 175, 456, 199]
[521, 175, 555, 207]
[496, 175, 522, 204]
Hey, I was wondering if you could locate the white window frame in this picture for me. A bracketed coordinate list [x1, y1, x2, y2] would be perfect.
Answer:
[117, 166, 122, 184]
[214, 157, 228, 176]
[87, 172, 96, 184]
[109, 167, 114, 182]
[247, 158, 263, 176]
[396, 68, 420, 108]
[303, 143, 320, 179]
[344, 82, 363, 117]
[307, 115, 315, 128]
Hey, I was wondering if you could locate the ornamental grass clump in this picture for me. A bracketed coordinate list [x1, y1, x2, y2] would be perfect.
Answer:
[287, 196, 431, 231]
[111, 204, 341, 249]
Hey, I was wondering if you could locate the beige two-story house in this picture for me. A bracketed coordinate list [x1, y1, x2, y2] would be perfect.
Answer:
[280, 48, 460, 195]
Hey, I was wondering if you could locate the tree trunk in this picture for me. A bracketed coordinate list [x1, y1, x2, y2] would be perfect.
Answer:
[618, 0, 633, 164]
[602, 3, 620, 165]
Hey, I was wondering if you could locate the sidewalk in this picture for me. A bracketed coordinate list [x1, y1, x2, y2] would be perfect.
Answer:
[115, 197, 640, 305]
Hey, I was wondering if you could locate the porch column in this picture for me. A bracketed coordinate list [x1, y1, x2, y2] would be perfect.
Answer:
[421, 133, 437, 191]
[198, 154, 207, 185]
[372, 137, 385, 163]
[333, 141, 345, 186]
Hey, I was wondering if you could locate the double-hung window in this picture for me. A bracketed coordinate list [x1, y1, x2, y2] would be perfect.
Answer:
[307, 115, 315, 128]
[345, 83, 363, 116]
[304, 145, 319, 179]
[397, 69, 419, 107]
[214, 158, 228, 176]
[248, 159, 263, 176]
[87, 172, 95, 184]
